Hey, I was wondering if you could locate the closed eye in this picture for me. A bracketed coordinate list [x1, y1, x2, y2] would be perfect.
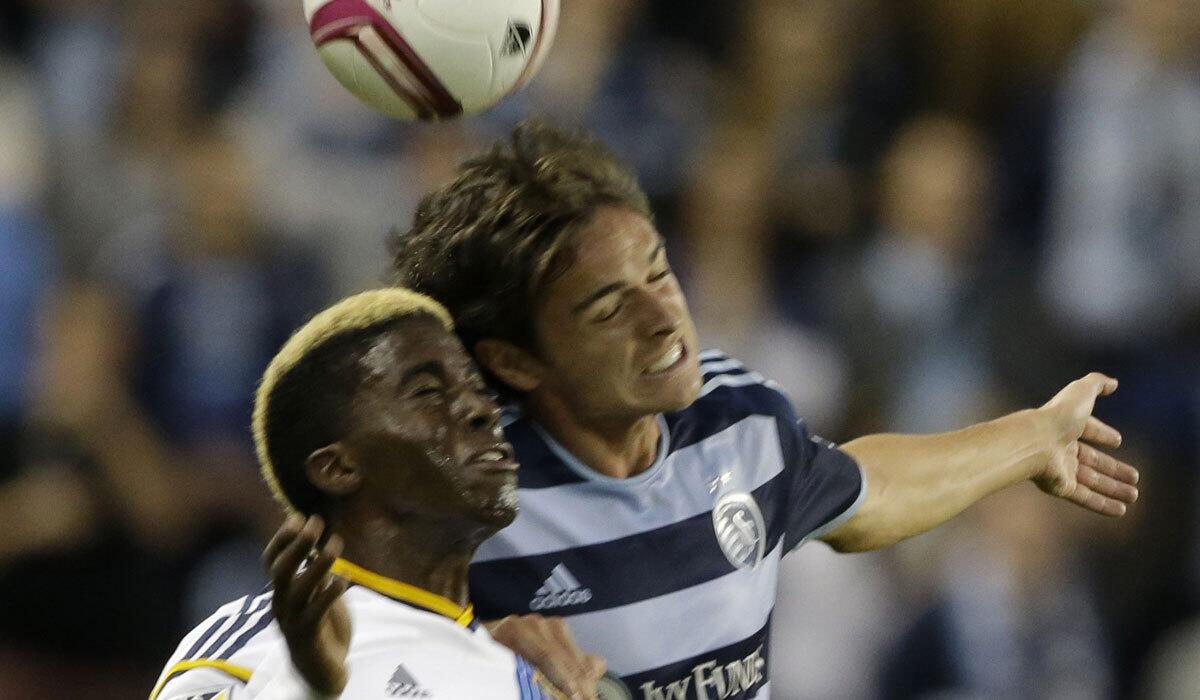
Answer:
[408, 383, 445, 399]
[595, 302, 624, 323]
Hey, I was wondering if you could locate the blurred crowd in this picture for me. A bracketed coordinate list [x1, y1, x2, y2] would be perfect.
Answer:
[1, 0, 1198, 697]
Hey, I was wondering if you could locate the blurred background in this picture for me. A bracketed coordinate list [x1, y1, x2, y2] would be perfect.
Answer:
[1, 0, 1198, 697]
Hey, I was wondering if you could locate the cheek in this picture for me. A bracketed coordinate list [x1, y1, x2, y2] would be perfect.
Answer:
[558, 329, 630, 377]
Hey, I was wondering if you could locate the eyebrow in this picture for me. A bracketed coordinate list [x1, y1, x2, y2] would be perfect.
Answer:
[571, 241, 666, 315]
[399, 360, 446, 385]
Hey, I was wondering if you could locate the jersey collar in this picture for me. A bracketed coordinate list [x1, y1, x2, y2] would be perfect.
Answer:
[331, 558, 477, 628]
[531, 413, 671, 487]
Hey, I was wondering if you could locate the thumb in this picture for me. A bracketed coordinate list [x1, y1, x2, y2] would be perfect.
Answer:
[1080, 372, 1118, 397]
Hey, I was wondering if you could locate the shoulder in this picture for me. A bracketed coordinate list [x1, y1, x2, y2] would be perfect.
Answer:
[151, 590, 281, 700]
[667, 349, 798, 442]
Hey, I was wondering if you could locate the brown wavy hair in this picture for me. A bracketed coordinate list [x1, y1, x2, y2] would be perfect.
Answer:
[392, 120, 651, 357]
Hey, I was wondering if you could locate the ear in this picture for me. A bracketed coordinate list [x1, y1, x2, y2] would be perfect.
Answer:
[305, 444, 363, 499]
[474, 338, 545, 392]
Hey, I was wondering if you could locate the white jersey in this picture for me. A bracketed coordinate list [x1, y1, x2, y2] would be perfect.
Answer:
[151, 559, 561, 700]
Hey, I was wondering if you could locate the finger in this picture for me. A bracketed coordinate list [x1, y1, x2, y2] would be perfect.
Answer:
[1077, 463, 1139, 504]
[263, 513, 305, 565]
[547, 618, 585, 656]
[289, 532, 343, 615]
[559, 663, 601, 700]
[1065, 483, 1127, 517]
[300, 574, 349, 630]
[270, 514, 324, 597]
[583, 655, 607, 681]
[563, 680, 597, 700]
[483, 615, 518, 642]
[1081, 372, 1118, 396]
[1078, 443, 1140, 486]
[538, 679, 573, 700]
[1080, 416, 1121, 449]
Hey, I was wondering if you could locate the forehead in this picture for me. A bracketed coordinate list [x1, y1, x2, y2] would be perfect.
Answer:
[558, 207, 661, 284]
[358, 317, 474, 381]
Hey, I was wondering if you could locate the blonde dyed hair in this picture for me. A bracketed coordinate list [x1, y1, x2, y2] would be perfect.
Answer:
[253, 288, 453, 513]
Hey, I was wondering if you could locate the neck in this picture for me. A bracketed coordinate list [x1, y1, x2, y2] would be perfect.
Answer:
[526, 394, 661, 479]
[332, 510, 490, 608]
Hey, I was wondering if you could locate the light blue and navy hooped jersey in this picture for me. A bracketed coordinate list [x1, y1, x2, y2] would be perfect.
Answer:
[470, 350, 867, 699]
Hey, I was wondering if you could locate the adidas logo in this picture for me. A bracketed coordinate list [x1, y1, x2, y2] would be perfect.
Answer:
[386, 664, 432, 698]
[529, 563, 592, 610]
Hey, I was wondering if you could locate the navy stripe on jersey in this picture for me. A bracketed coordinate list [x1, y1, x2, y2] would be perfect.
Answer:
[780, 429, 863, 551]
[471, 473, 792, 618]
[220, 602, 275, 659]
[507, 353, 757, 491]
[618, 616, 771, 700]
[507, 418, 587, 491]
[187, 592, 266, 661]
[665, 382, 794, 458]
[200, 593, 271, 660]
[181, 602, 242, 662]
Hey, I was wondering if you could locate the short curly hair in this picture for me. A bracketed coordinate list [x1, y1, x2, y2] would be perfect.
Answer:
[253, 288, 453, 515]
[392, 120, 651, 359]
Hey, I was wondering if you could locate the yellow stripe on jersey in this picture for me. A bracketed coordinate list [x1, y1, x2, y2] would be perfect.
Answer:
[332, 558, 475, 627]
[148, 658, 253, 700]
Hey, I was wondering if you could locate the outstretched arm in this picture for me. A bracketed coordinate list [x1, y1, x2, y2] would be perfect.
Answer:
[823, 373, 1139, 552]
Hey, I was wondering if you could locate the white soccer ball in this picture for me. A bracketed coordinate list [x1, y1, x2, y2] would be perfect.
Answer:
[303, 0, 558, 120]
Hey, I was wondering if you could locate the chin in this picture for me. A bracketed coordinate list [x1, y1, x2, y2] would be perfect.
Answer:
[473, 486, 519, 530]
[649, 375, 703, 413]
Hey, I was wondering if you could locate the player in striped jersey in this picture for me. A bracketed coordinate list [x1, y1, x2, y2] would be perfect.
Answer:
[392, 122, 1140, 698]
[150, 288, 600, 699]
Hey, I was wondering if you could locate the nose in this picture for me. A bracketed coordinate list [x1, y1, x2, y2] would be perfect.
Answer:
[452, 387, 502, 434]
[634, 286, 680, 339]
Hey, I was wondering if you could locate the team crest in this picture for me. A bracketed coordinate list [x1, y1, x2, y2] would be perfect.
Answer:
[712, 492, 765, 569]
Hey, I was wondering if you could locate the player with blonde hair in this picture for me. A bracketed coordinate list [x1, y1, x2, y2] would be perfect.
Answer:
[150, 288, 599, 699]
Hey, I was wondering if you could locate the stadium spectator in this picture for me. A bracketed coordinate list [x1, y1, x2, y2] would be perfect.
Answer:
[0, 284, 195, 699]
[96, 128, 330, 620]
[881, 486, 1115, 699]
[1040, 0, 1200, 648]
[846, 114, 1000, 433]
[0, 58, 55, 462]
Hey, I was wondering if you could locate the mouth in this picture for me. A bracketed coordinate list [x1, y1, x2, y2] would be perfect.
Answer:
[643, 340, 688, 376]
[467, 443, 518, 472]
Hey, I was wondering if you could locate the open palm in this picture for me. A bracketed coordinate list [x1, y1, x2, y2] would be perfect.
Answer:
[1033, 373, 1139, 516]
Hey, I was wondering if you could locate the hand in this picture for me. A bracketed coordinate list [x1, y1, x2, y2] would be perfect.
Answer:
[264, 514, 352, 696]
[1033, 373, 1140, 516]
[486, 614, 607, 700]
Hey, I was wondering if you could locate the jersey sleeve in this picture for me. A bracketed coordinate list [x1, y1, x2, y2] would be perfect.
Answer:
[154, 663, 253, 700]
[773, 396, 866, 551]
[150, 592, 279, 700]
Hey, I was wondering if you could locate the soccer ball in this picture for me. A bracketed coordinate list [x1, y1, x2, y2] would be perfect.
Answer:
[303, 0, 558, 121]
